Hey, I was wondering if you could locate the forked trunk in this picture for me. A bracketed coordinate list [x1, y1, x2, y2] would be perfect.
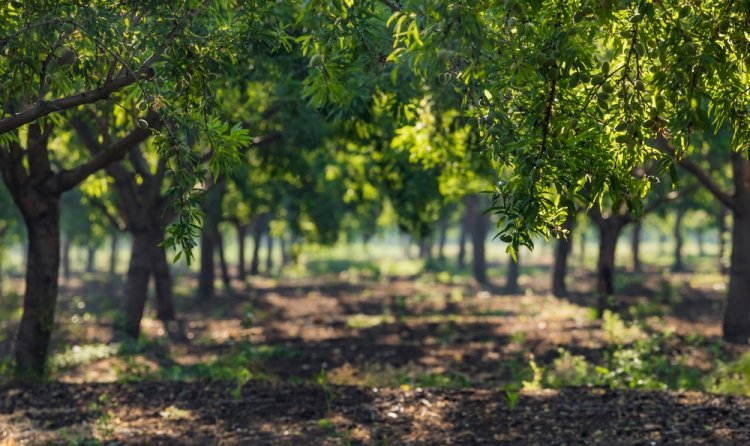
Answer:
[15, 196, 61, 379]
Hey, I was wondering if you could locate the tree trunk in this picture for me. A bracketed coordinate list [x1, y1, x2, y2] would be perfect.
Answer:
[197, 227, 215, 301]
[152, 238, 175, 322]
[237, 223, 247, 280]
[124, 232, 152, 339]
[631, 222, 642, 273]
[217, 230, 232, 291]
[418, 237, 432, 261]
[467, 195, 489, 285]
[723, 155, 750, 343]
[505, 253, 520, 294]
[596, 222, 622, 316]
[14, 197, 61, 379]
[723, 210, 750, 343]
[109, 233, 118, 277]
[457, 203, 469, 269]
[62, 234, 71, 281]
[552, 216, 573, 297]
[696, 229, 706, 257]
[0, 229, 5, 299]
[250, 219, 264, 276]
[265, 232, 274, 274]
[672, 208, 686, 272]
[85, 245, 96, 273]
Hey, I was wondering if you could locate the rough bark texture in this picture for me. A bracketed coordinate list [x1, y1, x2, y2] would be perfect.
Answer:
[552, 216, 574, 297]
[672, 208, 686, 272]
[631, 222, 642, 273]
[124, 232, 152, 338]
[723, 154, 750, 344]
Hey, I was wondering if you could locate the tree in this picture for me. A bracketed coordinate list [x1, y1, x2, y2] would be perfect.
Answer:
[0, 1, 292, 378]
[383, 1, 750, 342]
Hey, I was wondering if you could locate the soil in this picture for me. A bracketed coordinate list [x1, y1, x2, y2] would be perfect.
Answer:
[0, 262, 747, 445]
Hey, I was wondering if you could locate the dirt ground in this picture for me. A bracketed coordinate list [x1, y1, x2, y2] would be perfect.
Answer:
[1, 262, 748, 445]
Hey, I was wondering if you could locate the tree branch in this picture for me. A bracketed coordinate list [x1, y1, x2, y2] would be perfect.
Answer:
[651, 133, 735, 211]
[0, 71, 151, 135]
[54, 112, 158, 192]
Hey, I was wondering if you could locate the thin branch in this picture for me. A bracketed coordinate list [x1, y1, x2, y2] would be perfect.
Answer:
[378, 0, 401, 12]
[651, 133, 735, 211]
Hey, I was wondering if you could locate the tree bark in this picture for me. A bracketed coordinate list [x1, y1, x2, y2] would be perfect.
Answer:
[723, 154, 750, 343]
[596, 220, 624, 316]
[124, 232, 152, 338]
[280, 235, 290, 268]
[672, 208, 686, 272]
[552, 216, 574, 297]
[631, 222, 642, 273]
[14, 196, 61, 379]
